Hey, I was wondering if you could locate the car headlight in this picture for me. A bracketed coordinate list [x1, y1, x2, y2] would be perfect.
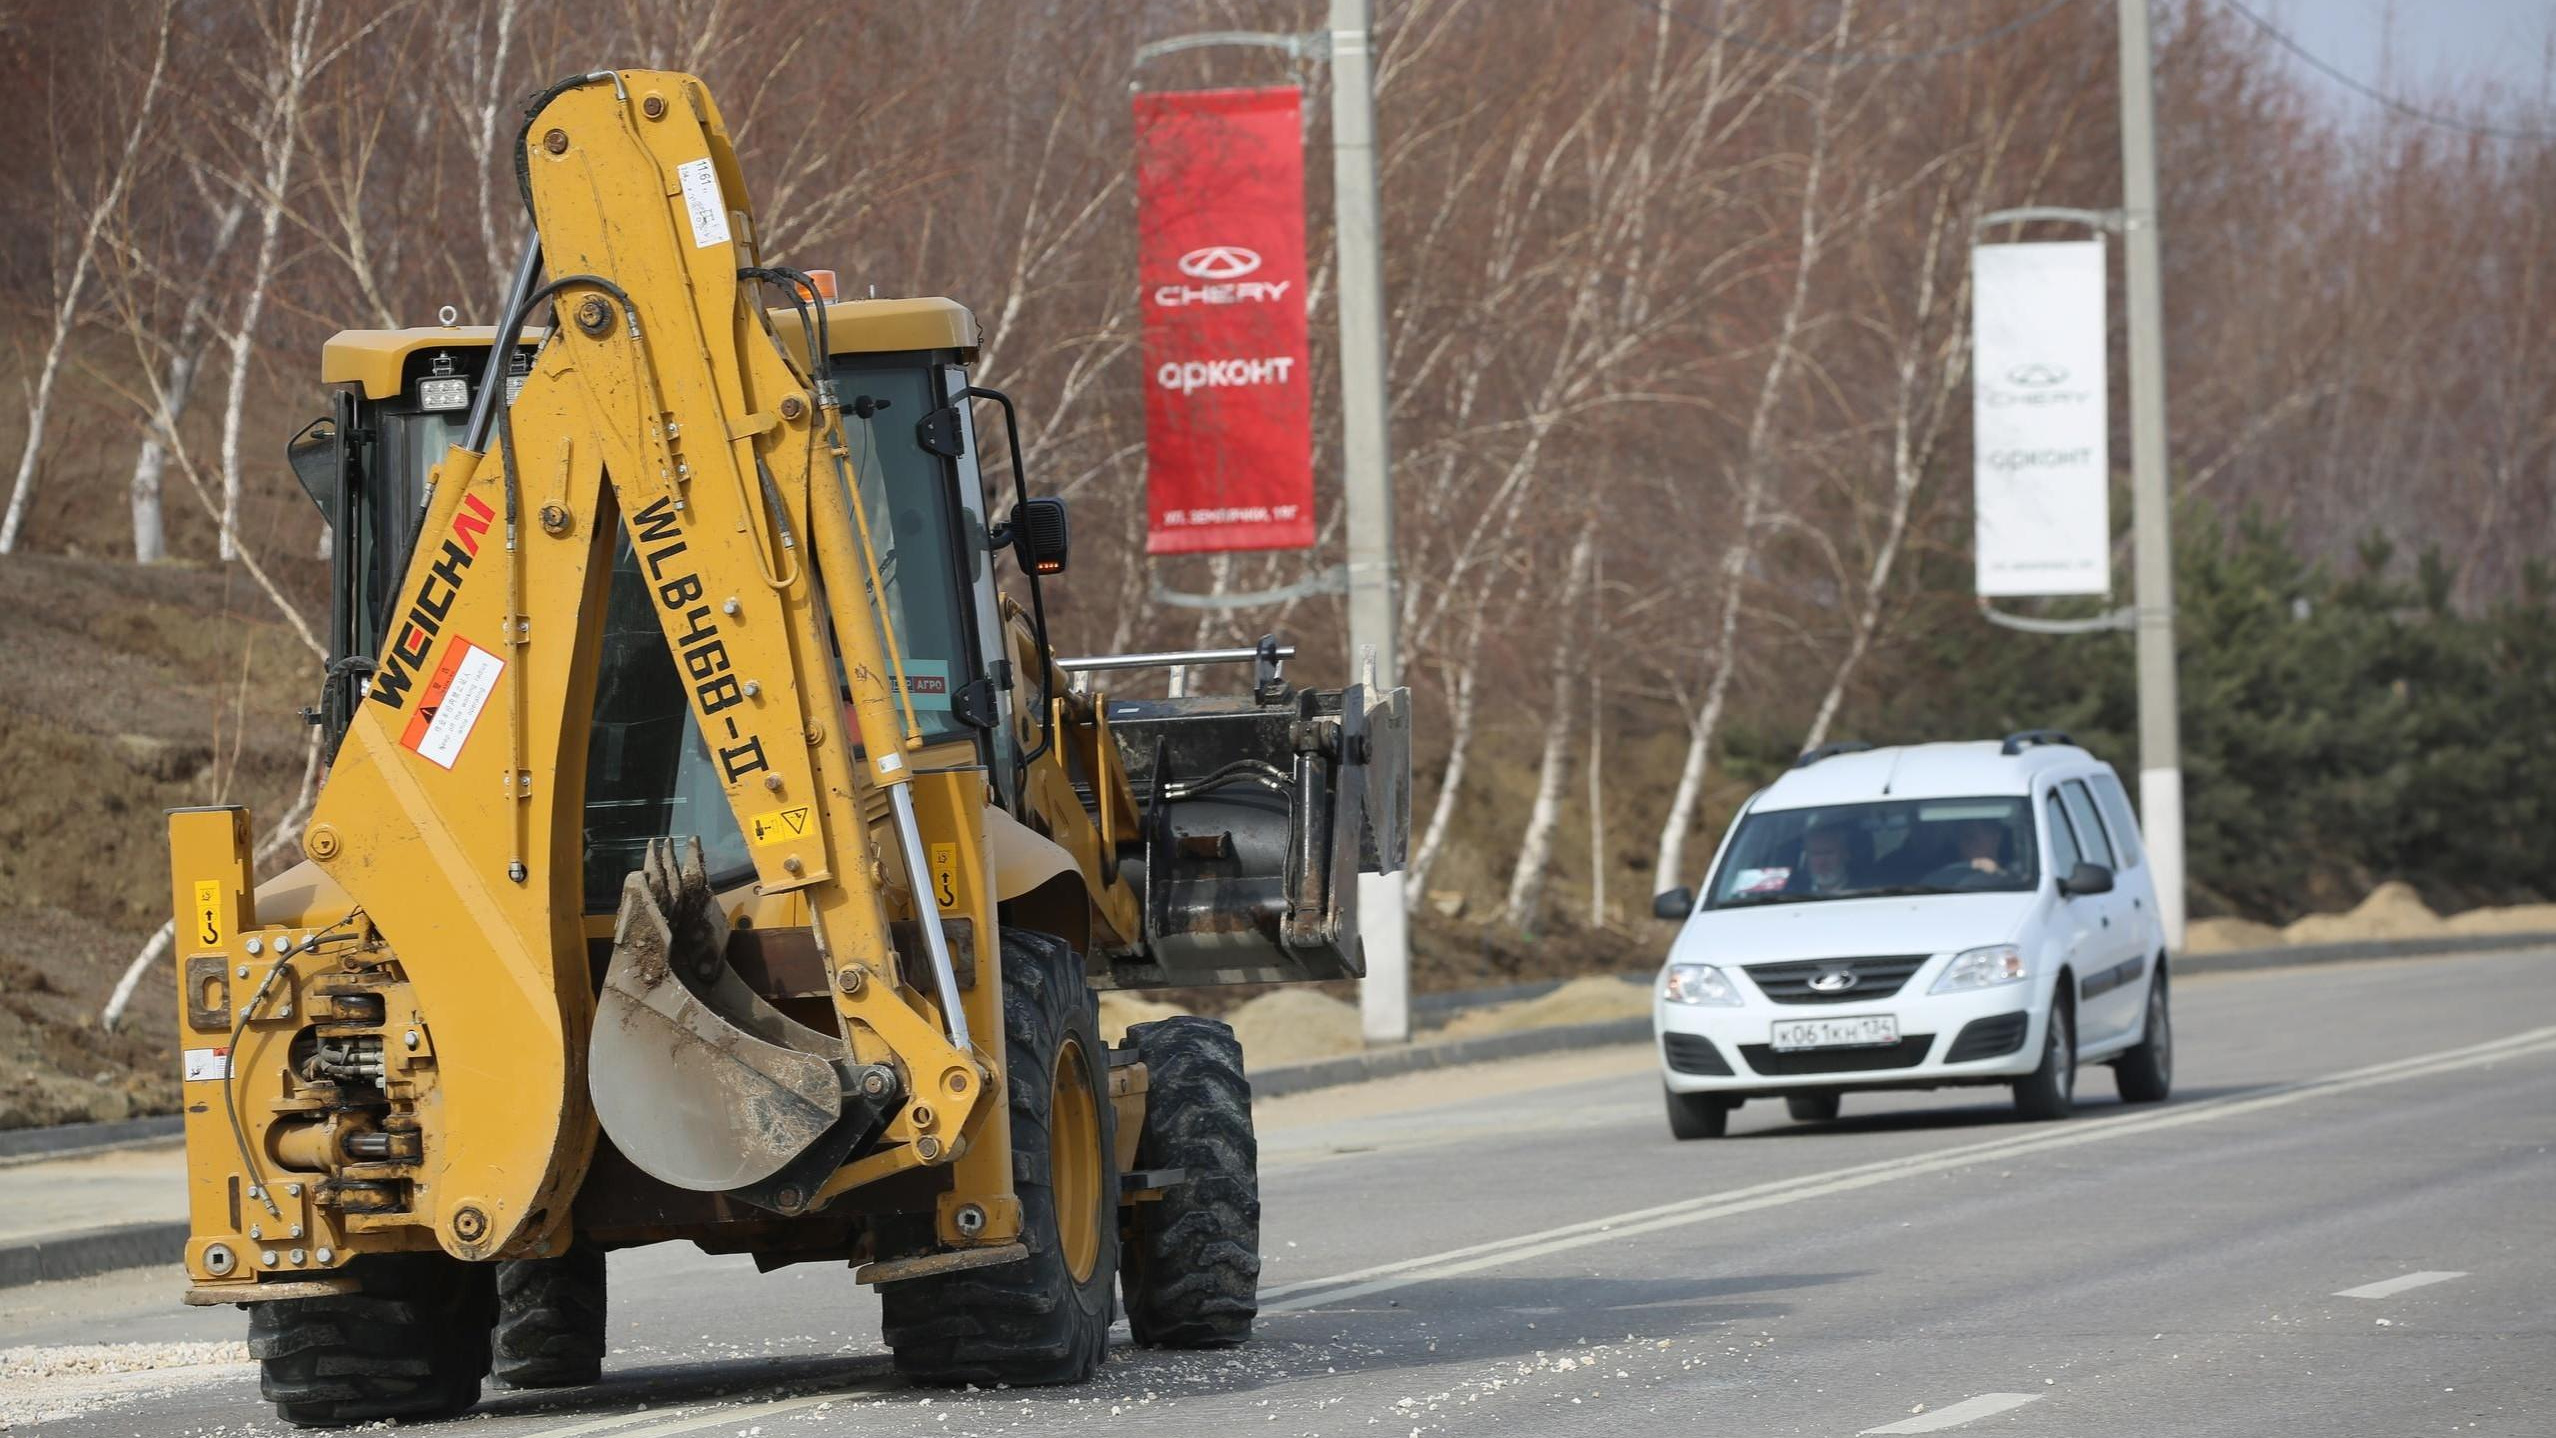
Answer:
[1930, 943, 2029, 993]
[1662, 963, 1742, 1007]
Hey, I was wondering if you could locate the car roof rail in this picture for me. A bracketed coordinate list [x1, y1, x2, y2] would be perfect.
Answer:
[2000, 728, 2076, 756]
[1793, 740, 1874, 769]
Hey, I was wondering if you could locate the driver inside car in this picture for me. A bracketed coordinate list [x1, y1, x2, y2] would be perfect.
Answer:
[1952, 817, 2012, 875]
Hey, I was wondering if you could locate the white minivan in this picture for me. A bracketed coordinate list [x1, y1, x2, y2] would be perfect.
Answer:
[1649, 732, 2173, 1138]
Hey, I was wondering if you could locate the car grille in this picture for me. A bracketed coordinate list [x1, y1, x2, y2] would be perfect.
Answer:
[1743, 954, 1931, 1004]
[1739, 1036, 1935, 1075]
[1945, 1011, 2031, 1063]
[1661, 1033, 1732, 1076]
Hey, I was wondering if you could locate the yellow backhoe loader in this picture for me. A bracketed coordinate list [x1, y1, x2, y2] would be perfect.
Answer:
[167, 69, 1408, 1427]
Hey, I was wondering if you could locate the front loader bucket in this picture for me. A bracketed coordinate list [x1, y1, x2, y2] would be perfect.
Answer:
[1104, 676, 1412, 989]
[590, 839, 877, 1207]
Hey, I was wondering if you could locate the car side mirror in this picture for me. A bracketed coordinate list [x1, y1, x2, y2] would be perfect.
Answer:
[1007, 496, 1069, 576]
[2059, 861, 2114, 897]
[1652, 887, 1695, 921]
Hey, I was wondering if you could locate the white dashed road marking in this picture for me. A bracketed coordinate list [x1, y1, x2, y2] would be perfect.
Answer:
[1861, 1392, 2044, 1433]
[2335, 1270, 2468, 1300]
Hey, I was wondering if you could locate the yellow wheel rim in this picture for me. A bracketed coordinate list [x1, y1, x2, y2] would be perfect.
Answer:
[1050, 1035, 1103, 1284]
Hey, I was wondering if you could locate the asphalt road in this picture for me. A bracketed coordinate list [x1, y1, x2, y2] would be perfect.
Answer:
[6, 948, 2552, 1436]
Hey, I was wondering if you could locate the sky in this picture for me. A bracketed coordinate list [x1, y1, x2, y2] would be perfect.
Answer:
[2255, 0, 2554, 134]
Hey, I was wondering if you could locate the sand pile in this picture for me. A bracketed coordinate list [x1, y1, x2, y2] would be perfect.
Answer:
[2182, 917, 2285, 955]
[1435, 975, 1650, 1040]
[2445, 903, 2556, 936]
[2280, 880, 2444, 945]
[2186, 883, 2556, 954]
[1224, 988, 1365, 1066]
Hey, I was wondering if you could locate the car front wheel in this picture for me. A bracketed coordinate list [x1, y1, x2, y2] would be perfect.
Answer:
[1665, 1087, 1731, 1140]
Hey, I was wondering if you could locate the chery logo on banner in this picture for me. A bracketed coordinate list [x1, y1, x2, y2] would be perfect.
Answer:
[1136, 86, 1313, 554]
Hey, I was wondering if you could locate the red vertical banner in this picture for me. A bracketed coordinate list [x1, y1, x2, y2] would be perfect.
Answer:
[1136, 86, 1314, 554]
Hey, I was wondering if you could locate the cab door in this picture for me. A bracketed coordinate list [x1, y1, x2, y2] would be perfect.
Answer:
[2041, 785, 2115, 1050]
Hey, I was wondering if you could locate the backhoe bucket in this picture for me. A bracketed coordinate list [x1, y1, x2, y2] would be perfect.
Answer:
[590, 839, 875, 1206]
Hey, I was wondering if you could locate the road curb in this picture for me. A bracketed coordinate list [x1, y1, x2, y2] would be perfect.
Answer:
[1253, 1016, 1652, 1099]
[2176, 930, 2556, 975]
[0, 1114, 183, 1167]
[0, 1220, 186, 1290]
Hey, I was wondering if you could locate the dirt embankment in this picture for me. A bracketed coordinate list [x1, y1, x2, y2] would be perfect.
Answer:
[0, 554, 313, 1127]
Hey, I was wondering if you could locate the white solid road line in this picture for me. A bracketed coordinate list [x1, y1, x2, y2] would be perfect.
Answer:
[2335, 1270, 2469, 1300]
[1264, 1024, 2556, 1315]
[515, 1027, 2549, 1438]
[1861, 1392, 2045, 1433]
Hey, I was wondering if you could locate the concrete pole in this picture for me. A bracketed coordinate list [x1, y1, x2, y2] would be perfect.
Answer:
[2117, 0, 2185, 949]
[1329, 0, 1409, 1043]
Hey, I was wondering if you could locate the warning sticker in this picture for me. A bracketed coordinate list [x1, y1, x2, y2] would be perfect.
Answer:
[746, 804, 812, 847]
[183, 1047, 231, 1082]
[399, 637, 505, 770]
[191, 879, 224, 949]
[676, 157, 731, 249]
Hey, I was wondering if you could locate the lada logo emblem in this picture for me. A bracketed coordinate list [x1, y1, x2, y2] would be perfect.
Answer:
[1807, 969, 1859, 993]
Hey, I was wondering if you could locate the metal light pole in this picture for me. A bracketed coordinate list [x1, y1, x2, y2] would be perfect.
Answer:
[2117, 0, 2185, 950]
[1329, 0, 1409, 1043]
[1131, 3, 1409, 1040]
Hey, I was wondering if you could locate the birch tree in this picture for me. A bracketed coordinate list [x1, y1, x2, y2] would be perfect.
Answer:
[212, 0, 321, 562]
[1651, 1, 1857, 896]
[0, 12, 173, 553]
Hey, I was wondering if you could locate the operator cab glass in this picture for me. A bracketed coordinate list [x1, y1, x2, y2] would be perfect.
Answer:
[828, 356, 982, 749]
[310, 332, 997, 915]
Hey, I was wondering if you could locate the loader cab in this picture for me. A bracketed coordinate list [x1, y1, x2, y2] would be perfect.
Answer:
[301, 298, 1008, 915]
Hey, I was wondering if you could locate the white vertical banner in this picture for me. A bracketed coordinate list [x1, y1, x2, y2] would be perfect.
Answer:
[1972, 240, 2110, 597]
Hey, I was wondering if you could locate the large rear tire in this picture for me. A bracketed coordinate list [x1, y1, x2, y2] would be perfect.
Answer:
[248, 1251, 495, 1428]
[882, 928, 1118, 1387]
[1119, 1016, 1260, 1348]
[2113, 968, 2174, 1104]
[492, 1244, 607, 1389]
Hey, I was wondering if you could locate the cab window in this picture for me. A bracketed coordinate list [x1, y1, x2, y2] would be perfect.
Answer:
[581, 532, 754, 911]
[831, 359, 979, 747]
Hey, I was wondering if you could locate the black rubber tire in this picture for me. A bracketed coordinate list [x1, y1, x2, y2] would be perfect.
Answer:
[2113, 968, 2174, 1104]
[2013, 998, 2078, 1121]
[1119, 1016, 1261, 1349]
[492, 1244, 607, 1389]
[882, 928, 1118, 1387]
[248, 1251, 495, 1428]
[1665, 1087, 1731, 1140]
[1785, 1092, 1842, 1123]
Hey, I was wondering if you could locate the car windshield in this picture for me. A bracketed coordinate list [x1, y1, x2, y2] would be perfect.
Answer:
[1706, 797, 2038, 908]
